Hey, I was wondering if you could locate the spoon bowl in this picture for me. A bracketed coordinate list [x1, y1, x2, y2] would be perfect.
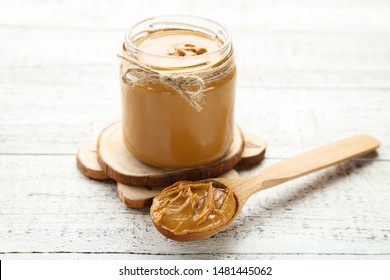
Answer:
[151, 134, 380, 241]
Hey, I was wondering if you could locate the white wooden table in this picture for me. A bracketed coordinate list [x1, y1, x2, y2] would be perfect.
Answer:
[1, 0, 389, 259]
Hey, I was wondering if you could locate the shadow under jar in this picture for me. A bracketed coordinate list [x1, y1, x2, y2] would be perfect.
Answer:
[120, 15, 236, 169]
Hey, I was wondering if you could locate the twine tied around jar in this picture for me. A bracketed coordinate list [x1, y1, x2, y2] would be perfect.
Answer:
[118, 53, 234, 112]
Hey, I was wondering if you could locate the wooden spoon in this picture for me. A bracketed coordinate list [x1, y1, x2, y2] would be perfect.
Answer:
[151, 134, 380, 241]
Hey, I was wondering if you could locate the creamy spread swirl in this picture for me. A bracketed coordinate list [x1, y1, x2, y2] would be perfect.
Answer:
[151, 181, 236, 235]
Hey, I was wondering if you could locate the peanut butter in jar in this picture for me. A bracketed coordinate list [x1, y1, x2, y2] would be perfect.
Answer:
[120, 16, 236, 169]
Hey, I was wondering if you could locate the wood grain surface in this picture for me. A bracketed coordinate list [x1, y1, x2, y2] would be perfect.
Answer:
[0, 0, 389, 259]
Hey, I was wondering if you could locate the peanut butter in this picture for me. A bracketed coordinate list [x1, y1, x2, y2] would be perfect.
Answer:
[150, 181, 236, 235]
[136, 30, 221, 57]
[120, 16, 236, 169]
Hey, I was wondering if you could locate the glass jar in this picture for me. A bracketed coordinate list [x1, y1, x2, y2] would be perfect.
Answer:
[119, 15, 236, 169]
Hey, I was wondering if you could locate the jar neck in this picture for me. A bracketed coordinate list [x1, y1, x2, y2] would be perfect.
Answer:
[123, 15, 232, 72]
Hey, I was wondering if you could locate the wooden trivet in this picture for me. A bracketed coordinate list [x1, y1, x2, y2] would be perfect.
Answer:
[236, 132, 267, 167]
[97, 121, 245, 188]
[77, 126, 267, 183]
[76, 142, 109, 180]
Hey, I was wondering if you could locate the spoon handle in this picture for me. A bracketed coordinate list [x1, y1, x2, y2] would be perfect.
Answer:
[255, 134, 380, 191]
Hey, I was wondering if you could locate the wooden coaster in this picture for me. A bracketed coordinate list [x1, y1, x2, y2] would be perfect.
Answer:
[77, 128, 267, 182]
[97, 121, 244, 188]
[76, 142, 109, 180]
[117, 169, 240, 208]
[236, 132, 267, 167]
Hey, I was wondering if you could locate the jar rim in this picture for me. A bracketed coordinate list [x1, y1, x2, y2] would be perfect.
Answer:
[124, 15, 232, 60]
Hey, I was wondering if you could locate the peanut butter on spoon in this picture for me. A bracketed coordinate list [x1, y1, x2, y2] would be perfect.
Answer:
[150, 135, 380, 241]
[151, 181, 236, 235]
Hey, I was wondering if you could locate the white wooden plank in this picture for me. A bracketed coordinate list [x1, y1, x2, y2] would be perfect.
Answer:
[1, 81, 389, 159]
[1, 253, 389, 260]
[1, 0, 390, 33]
[0, 155, 389, 256]
[1, 27, 390, 88]
[234, 87, 390, 160]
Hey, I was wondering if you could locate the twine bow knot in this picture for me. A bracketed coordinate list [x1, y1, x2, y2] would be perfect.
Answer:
[119, 53, 234, 112]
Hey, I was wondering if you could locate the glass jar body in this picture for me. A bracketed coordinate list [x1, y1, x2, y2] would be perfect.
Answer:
[120, 16, 236, 169]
